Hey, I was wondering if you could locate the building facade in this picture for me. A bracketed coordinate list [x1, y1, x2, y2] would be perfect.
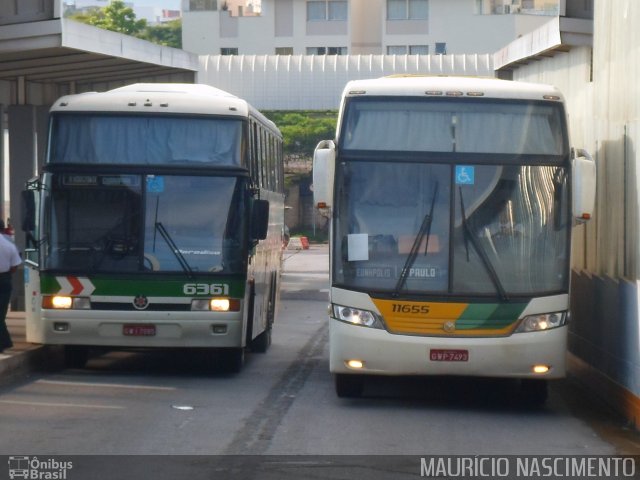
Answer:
[182, 0, 557, 55]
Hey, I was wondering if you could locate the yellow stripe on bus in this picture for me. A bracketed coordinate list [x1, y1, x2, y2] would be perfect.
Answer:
[372, 299, 516, 336]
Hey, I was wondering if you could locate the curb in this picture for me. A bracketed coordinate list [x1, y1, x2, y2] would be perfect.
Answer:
[0, 345, 56, 387]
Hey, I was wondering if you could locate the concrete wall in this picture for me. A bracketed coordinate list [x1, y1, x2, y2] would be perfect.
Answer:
[507, 1, 640, 428]
[198, 53, 494, 110]
[0, 0, 55, 25]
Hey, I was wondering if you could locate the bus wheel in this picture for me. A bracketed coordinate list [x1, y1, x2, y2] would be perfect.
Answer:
[64, 346, 89, 369]
[220, 348, 245, 373]
[520, 379, 548, 406]
[335, 374, 365, 398]
[251, 327, 272, 353]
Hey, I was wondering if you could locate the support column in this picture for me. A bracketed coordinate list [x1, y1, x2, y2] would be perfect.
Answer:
[0, 104, 4, 220]
[8, 105, 38, 310]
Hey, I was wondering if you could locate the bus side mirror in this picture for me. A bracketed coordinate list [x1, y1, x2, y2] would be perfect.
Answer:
[313, 140, 335, 209]
[251, 199, 270, 241]
[572, 149, 596, 223]
[21, 190, 36, 232]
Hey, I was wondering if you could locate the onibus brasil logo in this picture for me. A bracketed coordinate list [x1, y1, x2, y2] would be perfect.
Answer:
[8, 456, 73, 479]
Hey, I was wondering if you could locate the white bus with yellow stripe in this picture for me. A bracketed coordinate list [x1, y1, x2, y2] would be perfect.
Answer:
[313, 76, 596, 401]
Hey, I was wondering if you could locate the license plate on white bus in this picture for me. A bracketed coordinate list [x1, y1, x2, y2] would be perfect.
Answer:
[430, 349, 469, 362]
[123, 324, 156, 336]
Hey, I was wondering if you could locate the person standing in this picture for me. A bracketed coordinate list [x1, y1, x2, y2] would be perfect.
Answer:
[0, 223, 21, 353]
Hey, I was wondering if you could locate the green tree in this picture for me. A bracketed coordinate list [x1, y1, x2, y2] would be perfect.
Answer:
[67, 1, 183, 49]
[138, 19, 182, 49]
[69, 0, 147, 36]
[263, 111, 337, 156]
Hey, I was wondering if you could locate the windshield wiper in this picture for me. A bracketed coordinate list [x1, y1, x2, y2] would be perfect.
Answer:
[458, 187, 508, 301]
[393, 183, 439, 297]
[155, 221, 194, 278]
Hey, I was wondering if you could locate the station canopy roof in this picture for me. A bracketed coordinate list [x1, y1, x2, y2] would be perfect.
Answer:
[0, 18, 197, 88]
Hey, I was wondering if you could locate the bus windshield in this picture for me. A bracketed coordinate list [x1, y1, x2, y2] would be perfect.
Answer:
[340, 98, 566, 155]
[50, 114, 244, 166]
[333, 161, 570, 297]
[42, 174, 247, 274]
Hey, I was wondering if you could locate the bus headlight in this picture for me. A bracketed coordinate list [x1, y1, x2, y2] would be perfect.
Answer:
[332, 304, 383, 329]
[514, 312, 566, 333]
[191, 298, 240, 312]
[42, 296, 91, 310]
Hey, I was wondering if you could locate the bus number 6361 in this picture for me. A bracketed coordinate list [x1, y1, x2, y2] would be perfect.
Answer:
[183, 283, 230, 295]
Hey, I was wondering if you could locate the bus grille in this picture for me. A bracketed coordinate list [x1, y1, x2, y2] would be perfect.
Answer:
[90, 302, 191, 311]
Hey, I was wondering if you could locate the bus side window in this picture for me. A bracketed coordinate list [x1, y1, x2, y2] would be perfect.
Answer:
[253, 123, 261, 187]
[261, 129, 267, 189]
[269, 135, 275, 190]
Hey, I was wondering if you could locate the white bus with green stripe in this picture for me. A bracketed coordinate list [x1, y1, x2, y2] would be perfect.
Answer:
[313, 76, 596, 401]
[22, 83, 285, 372]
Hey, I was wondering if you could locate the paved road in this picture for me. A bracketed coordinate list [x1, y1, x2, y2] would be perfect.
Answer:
[0, 244, 638, 478]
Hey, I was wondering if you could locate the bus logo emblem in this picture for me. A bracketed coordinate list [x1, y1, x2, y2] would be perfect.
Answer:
[443, 321, 456, 333]
[133, 295, 149, 310]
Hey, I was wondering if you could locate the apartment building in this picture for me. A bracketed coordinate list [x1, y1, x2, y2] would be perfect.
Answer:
[182, 0, 557, 56]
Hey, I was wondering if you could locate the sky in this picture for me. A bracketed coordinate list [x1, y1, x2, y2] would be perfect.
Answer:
[72, 0, 181, 9]
[128, 0, 181, 9]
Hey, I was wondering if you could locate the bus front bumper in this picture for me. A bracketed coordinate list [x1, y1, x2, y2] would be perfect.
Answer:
[32, 310, 244, 349]
[329, 319, 567, 379]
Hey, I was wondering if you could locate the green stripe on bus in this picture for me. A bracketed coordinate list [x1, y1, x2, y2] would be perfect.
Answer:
[40, 275, 246, 298]
[456, 303, 528, 330]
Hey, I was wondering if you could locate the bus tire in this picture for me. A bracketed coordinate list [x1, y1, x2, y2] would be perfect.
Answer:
[266, 272, 277, 329]
[335, 374, 365, 398]
[520, 379, 548, 406]
[251, 327, 271, 353]
[220, 348, 245, 374]
[64, 346, 89, 369]
[244, 282, 256, 347]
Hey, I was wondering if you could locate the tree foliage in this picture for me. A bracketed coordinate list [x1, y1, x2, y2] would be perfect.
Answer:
[138, 20, 182, 48]
[263, 111, 337, 156]
[67, 1, 182, 49]
[86, 0, 147, 35]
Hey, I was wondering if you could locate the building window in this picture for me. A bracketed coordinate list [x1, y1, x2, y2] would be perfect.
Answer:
[328, 1, 348, 20]
[435, 42, 446, 55]
[409, 45, 429, 54]
[307, 1, 347, 21]
[307, 1, 325, 20]
[221, 47, 239, 55]
[276, 47, 294, 55]
[388, 45, 429, 55]
[387, 0, 428, 20]
[387, 45, 407, 55]
[189, 0, 217, 11]
[327, 46, 347, 55]
[306, 47, 347, 55]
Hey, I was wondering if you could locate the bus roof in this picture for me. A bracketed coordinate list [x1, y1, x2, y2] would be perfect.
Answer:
[50, 83, 279, 134]
[341, 76, 565, 102]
